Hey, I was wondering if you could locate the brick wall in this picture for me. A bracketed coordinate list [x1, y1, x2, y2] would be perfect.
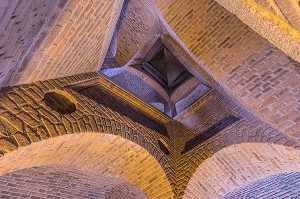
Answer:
[224, 172, 300, 199]
[153, 0, 300, 144]
[214, 0, 300, 64]
[0, 72, 169, 163]
[0, 165, 146, 199]
[183, 143, 300, 198]
[165, 89, 299, 198]
[109, 0, 161, 66]
[0, 133, 173, 199]
[0, 0, 122, 87]
[0, 0, 61, 86]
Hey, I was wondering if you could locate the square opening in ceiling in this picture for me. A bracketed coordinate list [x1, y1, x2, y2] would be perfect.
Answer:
[101, 35, 212, 118]
[140, 39, 194, 94]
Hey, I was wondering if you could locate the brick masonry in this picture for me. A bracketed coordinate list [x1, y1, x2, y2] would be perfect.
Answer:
[183, 143, 300, 198]
[111, 0, 161, 66]
[214, 0, 300, 63]
[0, 133, 173, 199]
[224, 172, 300, 199]
[164, 89, 300, 198]
[106, 0, 300, 147]
[0, 0, 62, 86]
[0, 72, 175, 198]
[0, 165, 147, 199]
[0, 72, 169, 161]
[0, 0, 300, 198]
[152, 0, 300, 145]
[0, 71, 299, 198]
[0, 0, 121, 87]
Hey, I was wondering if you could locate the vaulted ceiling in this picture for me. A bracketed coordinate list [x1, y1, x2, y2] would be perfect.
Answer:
[0, 1, 300, 198]
[1, 0, 299, 86]
[1, 0, 300, 141]
[0, 0, 123, 86]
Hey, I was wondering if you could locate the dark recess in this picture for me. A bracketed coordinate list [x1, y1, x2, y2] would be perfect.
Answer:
[182, 116, 239, 154]
[158, 140, 170, 155]
[43, 92, 76, 114]
[72, 85, 169, 138]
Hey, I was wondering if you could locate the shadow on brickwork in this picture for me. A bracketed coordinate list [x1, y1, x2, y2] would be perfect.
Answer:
[162, 90, 300, 198]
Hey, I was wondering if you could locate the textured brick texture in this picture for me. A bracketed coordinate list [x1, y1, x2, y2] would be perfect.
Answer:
[0, 72, 174, 197]
[1, 1, 300, 198]
[0, 0, 61, 86]
[224, 172, 300, 199]
[110, 0, 160, 66]
[0, 71, 299, 198]
[153, 0, 300, 144]
[0, 133, 173, 198]
[0, 0, 121, 87]
[183, 143, 300, 198]
[164, 89, 299, 198]
[0, 72, 169, 163]
[214, 0, 300, 63]
[0, 165, 146, 199]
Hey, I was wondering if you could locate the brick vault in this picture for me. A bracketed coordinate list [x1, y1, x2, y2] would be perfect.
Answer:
[0, 0, 300, 198]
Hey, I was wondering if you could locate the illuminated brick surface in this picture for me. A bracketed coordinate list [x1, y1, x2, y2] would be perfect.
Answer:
[0, 0, 299, 198]
[0, 165, 147, 199]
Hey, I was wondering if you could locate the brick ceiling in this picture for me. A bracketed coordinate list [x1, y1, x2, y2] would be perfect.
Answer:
[0, 0, 299, 86]
[0, 0, 300, 147]
[150, 0, 300, 144]
[0, 1, 300, 198]
[215, 0, 300, 63]
[0, 0, 123, 86]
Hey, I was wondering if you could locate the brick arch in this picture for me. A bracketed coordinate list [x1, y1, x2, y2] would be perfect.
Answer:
[0, 75, 170, 170]
[164, 90, 300, 198]
[0, 165, 147, 199]
[183, 143, 300, 199]
[0, 133, 174, 199]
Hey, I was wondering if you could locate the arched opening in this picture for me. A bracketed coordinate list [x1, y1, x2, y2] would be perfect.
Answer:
[0, 165, 146, 199]
[0, 133, 174, 199]
[183, 143, 300, 198]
